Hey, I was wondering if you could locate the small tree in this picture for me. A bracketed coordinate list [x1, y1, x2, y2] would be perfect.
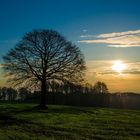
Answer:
[18, 88, 30, 101]
[7, 88, 17, 101]
[3, 29, 85, 109]
[93, 81, 108, 94]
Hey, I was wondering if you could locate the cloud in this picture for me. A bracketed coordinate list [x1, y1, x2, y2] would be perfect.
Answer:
[86, 60, 140, 75]
[99, 70, 140, 75]
[82, 29, 87, 33]
[79, 29, 140, 47]
[96, 29, 140, 38]
[80, 35, 95, 38]
[86, 60, 140, 92]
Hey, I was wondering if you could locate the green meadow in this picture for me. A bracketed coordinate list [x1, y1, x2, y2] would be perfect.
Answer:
[0, 103, 139, 140]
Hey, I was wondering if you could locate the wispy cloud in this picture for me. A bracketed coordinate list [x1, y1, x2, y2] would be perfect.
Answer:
[79, 29, 140, 47]
[80, 35, 95, 38]
[85, 60, 140, 92]
[82, 29, 88, 33]
[86, 60, 140, 75]
[96, 29, 140, 38]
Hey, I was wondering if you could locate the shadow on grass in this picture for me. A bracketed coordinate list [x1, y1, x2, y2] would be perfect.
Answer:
[0, 104, 140, 140]
[0, 107, 85, 140]
[0, 104, 40, 127]
[0, 104, 90, 128]
[0, 103, 90, 116]
[47, 105, 94, 115]
[0, 111, 35, 127]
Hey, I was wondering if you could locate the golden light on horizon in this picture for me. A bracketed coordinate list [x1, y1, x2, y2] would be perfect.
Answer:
[112, 60, 126, 73]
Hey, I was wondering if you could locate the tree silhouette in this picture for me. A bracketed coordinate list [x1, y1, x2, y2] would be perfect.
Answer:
[93, 81, 108, 94]
[3, 29, 85, 109]
[6, 88, 17, 101]
[18, 88, 30, 101]
[0, 87, 17, 101]
[0, 87, 7, 100]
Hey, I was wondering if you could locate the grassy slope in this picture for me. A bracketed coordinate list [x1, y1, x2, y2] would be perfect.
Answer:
[0, 104, 139, 140]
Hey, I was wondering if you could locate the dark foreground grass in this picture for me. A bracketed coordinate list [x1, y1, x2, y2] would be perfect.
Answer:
[0, 103, 139, 140]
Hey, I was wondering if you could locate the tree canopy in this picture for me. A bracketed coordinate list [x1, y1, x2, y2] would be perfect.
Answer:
[3, 29, 86, 108]
[93, 81, 108, 94]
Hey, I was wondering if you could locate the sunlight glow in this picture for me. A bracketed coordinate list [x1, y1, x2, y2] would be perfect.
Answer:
[112, 60, 126, 73]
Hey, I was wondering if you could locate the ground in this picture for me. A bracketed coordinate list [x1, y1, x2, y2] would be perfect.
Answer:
[0, 103, 140, 140]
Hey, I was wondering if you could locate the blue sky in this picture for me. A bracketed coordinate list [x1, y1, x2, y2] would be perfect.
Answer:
[0, 0, 140, 60]
[0, 0, 140, 92]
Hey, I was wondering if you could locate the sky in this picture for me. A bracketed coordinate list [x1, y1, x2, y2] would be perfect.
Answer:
[0, 0, 140, 92]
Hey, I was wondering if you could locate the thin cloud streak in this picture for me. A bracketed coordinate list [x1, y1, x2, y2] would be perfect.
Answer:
[80, 35, 95, 38]
[86, 60, 140, 92]
[86, 60, 140, 75]
[97, 29, 140, 38]
[79, 29, 140, 47]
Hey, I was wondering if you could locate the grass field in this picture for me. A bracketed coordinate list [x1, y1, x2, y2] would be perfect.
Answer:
[0, 104, 139, 140]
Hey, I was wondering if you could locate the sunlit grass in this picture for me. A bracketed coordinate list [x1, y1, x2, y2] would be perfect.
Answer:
[0, 103, 139, 140]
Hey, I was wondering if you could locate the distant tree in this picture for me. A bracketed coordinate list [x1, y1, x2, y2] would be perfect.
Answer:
[1, 87, 8, 100]
[18, 88, 30, 101]
[63, 81, 70, 94]
[3, 29, 85, 109]
[6, 88, 17, 101]
[93, 81, 108, 94]
[84, 83, 93, 94]
[0, 87, 17, 101]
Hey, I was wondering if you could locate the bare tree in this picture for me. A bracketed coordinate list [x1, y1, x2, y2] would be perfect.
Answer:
[3, 29, 85, 109]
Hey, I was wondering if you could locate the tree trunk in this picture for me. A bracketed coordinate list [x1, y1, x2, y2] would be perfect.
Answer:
[39, 80, 48, 109]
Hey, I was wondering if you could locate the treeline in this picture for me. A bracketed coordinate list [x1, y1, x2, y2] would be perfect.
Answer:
[30, 92, 140, 109]
[0, 81, 108, 101]
[0, 82, 140, 109]
[0, 87, 34, 101]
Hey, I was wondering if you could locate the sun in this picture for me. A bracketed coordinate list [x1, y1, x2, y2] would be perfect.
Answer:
[112, 60, 126, 73]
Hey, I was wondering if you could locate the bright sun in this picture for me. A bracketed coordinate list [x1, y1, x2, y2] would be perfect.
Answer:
[112, 60, 126, 73]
